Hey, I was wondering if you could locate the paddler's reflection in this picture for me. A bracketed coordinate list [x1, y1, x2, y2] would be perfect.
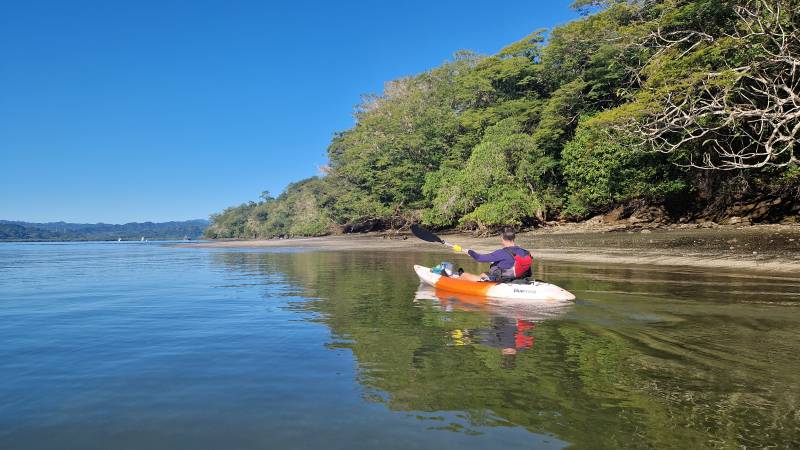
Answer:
[416, 285, 569, 366]
[447, 318, 534, 352]
[478, 316, 536, 357]
[447, 316, 536, 369]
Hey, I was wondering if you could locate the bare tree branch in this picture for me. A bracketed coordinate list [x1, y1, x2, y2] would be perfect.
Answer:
[620, 0, 799, 170]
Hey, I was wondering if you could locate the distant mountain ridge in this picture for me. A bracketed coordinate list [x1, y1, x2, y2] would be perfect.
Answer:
[0, 219, 209, 241]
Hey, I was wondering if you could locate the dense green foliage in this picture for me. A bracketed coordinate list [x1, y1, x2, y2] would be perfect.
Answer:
[0, 220, 208, 241]
[207, 0, 798, 238]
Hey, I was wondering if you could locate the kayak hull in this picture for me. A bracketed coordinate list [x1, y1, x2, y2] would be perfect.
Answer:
[413, 265, 576, 302]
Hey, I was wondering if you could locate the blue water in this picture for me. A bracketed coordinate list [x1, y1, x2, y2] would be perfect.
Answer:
[0, 243, 562, 449]
[2, 242, 799, 449]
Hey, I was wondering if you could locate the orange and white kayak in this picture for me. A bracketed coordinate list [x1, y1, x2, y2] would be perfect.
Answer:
[413, 265, 576, 302]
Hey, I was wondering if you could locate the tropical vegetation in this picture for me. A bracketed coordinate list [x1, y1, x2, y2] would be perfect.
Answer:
[206, 0, 799, 238]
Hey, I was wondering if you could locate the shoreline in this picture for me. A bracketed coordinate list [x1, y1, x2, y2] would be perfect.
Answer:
[182, 224, 800, 275]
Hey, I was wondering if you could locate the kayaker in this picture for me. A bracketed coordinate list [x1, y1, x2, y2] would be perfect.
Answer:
[458, 227, 532, 282]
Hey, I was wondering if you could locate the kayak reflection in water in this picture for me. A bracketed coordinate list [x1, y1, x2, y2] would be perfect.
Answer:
[446, 303, 535, 349]
[416, 286, 565, 367]
[448, 308, 536, 368]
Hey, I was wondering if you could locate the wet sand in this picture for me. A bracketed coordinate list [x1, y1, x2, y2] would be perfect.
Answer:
[183, 224, 800, 275]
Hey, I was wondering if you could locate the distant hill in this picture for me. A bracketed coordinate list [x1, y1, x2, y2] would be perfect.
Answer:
[0, 220, 209, 242]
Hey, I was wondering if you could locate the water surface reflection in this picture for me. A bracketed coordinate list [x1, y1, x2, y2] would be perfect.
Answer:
[214, 249, 800, 449]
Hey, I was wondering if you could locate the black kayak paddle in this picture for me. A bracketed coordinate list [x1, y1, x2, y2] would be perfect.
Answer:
[410, 224, 464, 252]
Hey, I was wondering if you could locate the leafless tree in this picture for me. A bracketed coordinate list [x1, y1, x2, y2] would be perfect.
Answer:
[623, 0, 799, 169]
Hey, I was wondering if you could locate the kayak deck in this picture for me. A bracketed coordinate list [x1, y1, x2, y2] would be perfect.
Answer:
[414, 265, 575, 302]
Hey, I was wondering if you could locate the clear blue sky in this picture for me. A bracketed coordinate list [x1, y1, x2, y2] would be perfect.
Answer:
[0, 0, 578, 224]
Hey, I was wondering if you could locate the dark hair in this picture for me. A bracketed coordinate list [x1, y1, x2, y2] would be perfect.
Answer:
[501, 227, 516, 242]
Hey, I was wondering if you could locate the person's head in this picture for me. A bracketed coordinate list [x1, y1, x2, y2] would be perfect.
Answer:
[500, 227, 516, 247]
[500, 349, 517, 369]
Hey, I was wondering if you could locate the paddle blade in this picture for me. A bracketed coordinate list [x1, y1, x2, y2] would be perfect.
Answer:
[411, 224, 443, 244]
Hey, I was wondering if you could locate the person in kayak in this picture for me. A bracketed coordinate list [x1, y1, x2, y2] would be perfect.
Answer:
[457, 227, 533, 282]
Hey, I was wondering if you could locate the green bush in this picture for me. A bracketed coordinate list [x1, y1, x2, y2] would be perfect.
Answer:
[562, 119, 687, 217]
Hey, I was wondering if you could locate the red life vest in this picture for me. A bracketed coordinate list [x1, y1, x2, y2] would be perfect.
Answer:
[515, 320, 536, 349]
[504, 247, 533, 278]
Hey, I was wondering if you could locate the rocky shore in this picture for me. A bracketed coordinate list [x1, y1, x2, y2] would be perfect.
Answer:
[546, 197, 799, 232]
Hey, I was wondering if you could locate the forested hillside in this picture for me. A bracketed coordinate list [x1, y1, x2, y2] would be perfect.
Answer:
[206, 0, 799, 239]
[0, 220, 208, 241]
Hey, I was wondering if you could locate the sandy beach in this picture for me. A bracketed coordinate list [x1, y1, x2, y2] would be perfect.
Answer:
[183, 224, 800, 275]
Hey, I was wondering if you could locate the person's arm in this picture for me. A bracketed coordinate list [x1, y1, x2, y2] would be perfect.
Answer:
[467, 249, 508, 263]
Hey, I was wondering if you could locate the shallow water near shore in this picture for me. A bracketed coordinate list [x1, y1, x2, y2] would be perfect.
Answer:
[1, 242, 799, 449]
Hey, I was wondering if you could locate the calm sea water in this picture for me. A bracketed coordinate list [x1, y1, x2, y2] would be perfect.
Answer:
[1, 242, 799, 449]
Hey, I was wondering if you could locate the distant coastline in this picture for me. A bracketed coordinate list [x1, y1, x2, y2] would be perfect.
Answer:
[0, 219, 208, 242]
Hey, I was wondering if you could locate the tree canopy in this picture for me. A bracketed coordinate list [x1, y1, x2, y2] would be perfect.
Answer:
[206, 0, 799, 239]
